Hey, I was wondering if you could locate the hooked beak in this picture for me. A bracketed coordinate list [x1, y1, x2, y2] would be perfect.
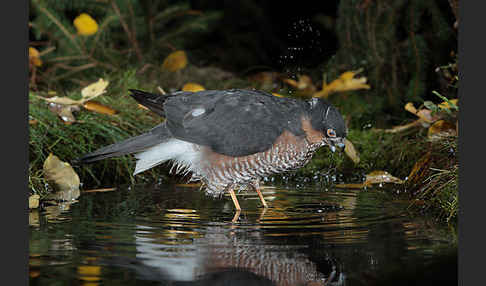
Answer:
[329, 138, 346, 153]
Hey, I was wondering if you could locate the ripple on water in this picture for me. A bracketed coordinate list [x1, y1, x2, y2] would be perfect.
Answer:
[29, 183, 456, 286]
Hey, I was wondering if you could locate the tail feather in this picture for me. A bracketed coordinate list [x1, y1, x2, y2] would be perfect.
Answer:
[77, 123, 170, 164]
[128, 89, 170, 117]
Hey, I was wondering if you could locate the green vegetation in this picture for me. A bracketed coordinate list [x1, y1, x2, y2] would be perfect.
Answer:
[28, 0, 458, 223]
[29, 70, 161, 195]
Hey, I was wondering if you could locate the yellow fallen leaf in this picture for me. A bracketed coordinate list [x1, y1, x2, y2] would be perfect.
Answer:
[29, 194, 40, 209]
[438, 99, 458, 110]
[73, 13, 99, 36]
[162, 50, 188, 72]
[81, 78, 109, 100]
[336, 170, 403, 189]
[272, 92, 285, 97]
[182, 82, 205, 92]
[29, 47, 42, 67]
[137, 104, 149, 110]
[282, 78, 299, 88]
[427, 120, 457, 141]
[83, 101, 117, 115]
[36, 78, 109, 106]
[365, 170, 404, 185]
[314, 70, 370, 98]
[41, 96, 80, 105]
[404, 102, 418, 114]
[282, 75, 317, 96]
[43, 153, 80, 201]
[344, 138, 360, 164]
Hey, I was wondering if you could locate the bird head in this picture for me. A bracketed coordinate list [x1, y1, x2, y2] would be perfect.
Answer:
[308, 98, 347, 152]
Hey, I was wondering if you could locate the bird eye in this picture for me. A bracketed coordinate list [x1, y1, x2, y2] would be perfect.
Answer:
[327, 129, 336, 138]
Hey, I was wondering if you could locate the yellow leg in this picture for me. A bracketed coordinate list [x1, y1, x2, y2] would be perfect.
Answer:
[228, 187, 241, 211]
[256, 188, 268, 208]
[227, 186, 241, 223]
[253, 181, 268, 208]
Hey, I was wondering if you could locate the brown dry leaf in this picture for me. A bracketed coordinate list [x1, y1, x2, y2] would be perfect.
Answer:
[427, 120, 457, 141]
[365, 170, 404, 185]
[344, 138, 360, 164]
[314, 70, 370, 98]
[182, 82, 205, 92]
[29, 119, 38, 125]
[162, 50, 188, 72]
[83, 101, 117, 115]
[29, 194, 40, 209]
[43, 153, 80, 201]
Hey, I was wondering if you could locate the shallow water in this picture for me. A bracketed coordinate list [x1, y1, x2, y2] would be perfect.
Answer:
[29, 183, 457, 285]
